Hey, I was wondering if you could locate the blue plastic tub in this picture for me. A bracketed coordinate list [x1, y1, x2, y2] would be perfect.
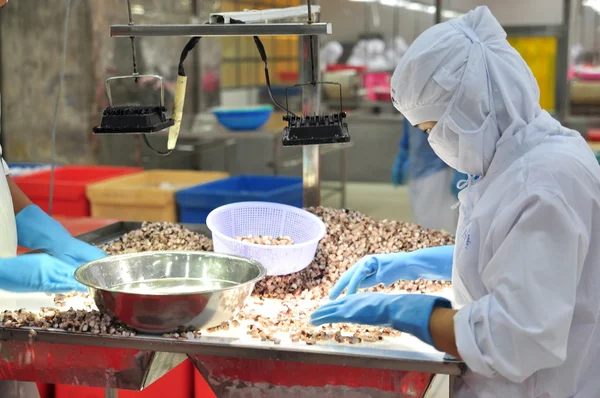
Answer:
[176, 175, 303, 224]
[7, 163, 53, 177]
[212, 105, 274, 131]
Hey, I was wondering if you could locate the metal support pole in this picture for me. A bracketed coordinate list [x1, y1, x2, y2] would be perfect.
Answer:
[192, 0, 202, 114]
[302, 3, 321, 207]
[557, 0, 572, 122]
[340, 145, 347, 208]
[449, 375, 456, 397]
[435, 0, 442, 24]
[105, 388, 118, 398]
[272, 134, 281, 176]
[302, 37, 321, 207]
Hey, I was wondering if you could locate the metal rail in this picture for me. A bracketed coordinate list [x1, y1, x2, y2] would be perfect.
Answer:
[110, 23, 332, 37]
[0, 327, 465, 377]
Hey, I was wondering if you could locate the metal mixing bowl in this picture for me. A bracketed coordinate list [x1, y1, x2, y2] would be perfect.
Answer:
[74, 251, 266, 334]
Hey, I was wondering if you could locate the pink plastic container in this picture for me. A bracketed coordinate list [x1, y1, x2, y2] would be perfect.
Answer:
[364, 72, 391, 102]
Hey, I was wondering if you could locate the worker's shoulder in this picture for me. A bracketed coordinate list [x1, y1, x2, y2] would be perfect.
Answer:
[522, 136, 600, 195]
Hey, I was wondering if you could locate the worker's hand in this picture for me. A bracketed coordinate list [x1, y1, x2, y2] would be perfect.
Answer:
[311, 293, 452, 347]
[50, 237, 107, 268]
[0, 253, 87, 293]
[0, 1, 7, 9]
[391, 149, 409, 186]
[16, 205, 107, 268]
[328, 245, 454, 300]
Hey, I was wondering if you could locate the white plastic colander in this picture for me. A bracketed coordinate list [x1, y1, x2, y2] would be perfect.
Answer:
[206, 202, 327, 276]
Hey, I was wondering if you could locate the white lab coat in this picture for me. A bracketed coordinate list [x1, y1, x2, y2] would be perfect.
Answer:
[0, 150, 17, 258]
[451, 113, 600, 397]
[0, 147, 41, 398]
[391, 6, 600, 397]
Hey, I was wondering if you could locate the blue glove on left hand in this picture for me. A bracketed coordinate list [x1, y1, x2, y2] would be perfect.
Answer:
[16, 205, 107, 268]
[329, 245, 454, 300]
[0, 254, 87, 293]
[311, 293, 452, 346]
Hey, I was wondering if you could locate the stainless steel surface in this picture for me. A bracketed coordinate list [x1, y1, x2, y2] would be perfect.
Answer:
[0, 328, 465, 376]
[192, 356, 437, 397]
[0, 382, 40, 398]
[105, 75, 165, 108]
[105, 388, 118, 398]
[303, 146, 320, 206]
[0, 338, 186, 390]
[110, 23, 332, 37]
[142, 352, 189, 387]
[0, 224, 465, 391]
[75, 251, 266, 334]
[302, 30, 322, 207]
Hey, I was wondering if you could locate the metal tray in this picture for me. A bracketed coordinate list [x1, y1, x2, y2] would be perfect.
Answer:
[76, 221, 212, 246]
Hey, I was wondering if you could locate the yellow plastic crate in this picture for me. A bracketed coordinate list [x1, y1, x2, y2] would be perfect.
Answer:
[86, 170, 229, 222]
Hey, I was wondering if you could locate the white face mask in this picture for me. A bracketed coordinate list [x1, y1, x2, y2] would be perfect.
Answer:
[427, 110, 497, 176]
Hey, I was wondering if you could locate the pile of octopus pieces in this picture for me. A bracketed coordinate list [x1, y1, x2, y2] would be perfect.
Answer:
[1, 208, 454, 345]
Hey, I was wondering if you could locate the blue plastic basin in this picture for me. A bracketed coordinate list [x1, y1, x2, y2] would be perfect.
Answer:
[213, 105, 274, 131]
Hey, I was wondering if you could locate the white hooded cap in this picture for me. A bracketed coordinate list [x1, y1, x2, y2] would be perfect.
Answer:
[320, 41, 344, 70]
[348, 38, 393, 71]
[391, 7, 546, 175]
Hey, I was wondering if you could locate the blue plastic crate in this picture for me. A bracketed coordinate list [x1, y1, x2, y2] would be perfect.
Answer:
[176, 175, 303, 224]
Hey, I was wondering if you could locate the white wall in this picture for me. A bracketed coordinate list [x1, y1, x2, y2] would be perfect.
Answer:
[320, 0, 437, 43]
[321, 0, 568, 46]
[449, 0, 564, 26]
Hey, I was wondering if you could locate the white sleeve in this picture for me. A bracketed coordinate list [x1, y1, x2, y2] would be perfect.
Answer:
[0, 144, 8, 176]
[454, 189, 588, 383]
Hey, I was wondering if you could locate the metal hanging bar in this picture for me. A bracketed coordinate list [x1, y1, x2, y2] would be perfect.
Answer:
[110, 23, 332, 37]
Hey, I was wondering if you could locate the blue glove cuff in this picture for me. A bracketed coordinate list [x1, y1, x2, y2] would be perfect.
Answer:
[16, 205, 71, 250]
[407, 245, 454, 281]
[389, 295, 452, 347]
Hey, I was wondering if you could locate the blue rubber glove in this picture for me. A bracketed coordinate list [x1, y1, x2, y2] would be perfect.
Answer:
[329, 245, 455, 300]
[0, 254, 87, 293]
[16, 205, 107, 268]
[311, 293, 452, 346]
[392, 149, 410, 186]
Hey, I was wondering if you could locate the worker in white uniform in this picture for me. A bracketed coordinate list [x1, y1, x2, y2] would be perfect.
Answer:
[312, 6, 600, 397]
[0, 153, 106, 398]
[319, 41, 343, 71]
[393, 117, 464, 232]
[0, 8, 106, 398]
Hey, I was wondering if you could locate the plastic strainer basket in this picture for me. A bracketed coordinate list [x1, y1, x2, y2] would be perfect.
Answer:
[206, 202, 327, 276]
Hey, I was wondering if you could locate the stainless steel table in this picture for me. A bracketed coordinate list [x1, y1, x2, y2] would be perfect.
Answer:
[0, 223, 465, 397]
